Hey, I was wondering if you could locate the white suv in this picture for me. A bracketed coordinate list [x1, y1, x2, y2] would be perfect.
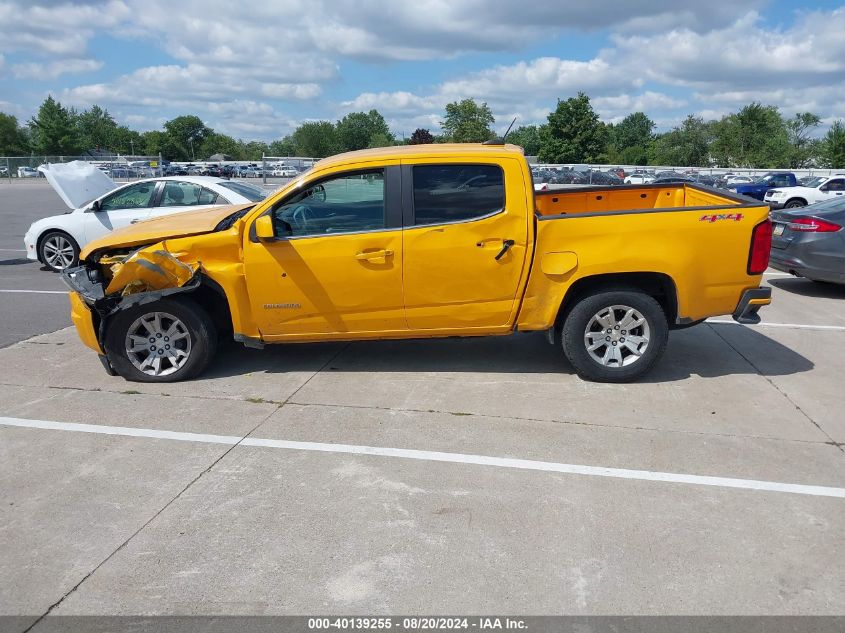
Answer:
[764, 175, 845, 209]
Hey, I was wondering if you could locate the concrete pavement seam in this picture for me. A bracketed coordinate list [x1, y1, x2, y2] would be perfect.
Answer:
[0, 380, 837, 449]
[19, 404, 285, 632]
[283, 399, 841, 449]
[707, 323, 843, 454]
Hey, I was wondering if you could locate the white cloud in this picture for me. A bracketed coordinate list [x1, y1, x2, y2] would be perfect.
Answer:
[4, 1, 845, 140]
[0, 1, 129, 56]
[12, 58, 103, 80]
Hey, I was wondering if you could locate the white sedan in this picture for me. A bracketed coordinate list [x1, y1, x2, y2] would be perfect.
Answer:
[623, 173, 655, 184]
[25, 162, 268, 271]
[725, 175, 754, 186]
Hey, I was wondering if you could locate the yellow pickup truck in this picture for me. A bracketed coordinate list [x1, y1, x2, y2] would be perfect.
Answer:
[62, 143, 772, 383]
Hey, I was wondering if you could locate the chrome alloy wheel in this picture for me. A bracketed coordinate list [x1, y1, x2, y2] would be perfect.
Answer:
[125, 312, 192, 377]
[583, 305, 651, 368]
[42, 235, 75, 270]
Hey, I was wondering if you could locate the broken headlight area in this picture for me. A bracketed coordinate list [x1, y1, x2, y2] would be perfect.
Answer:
[61, 245, 202, 320]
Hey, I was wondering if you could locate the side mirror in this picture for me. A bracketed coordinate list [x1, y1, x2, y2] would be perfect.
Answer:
[254, 214, 275, 240]
[819, 185, 829, 192]
[90, 200, 101, 212]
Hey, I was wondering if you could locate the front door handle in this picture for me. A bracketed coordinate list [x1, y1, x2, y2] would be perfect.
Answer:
[355, 249, 393, 263]
[494, 239, 515, 261]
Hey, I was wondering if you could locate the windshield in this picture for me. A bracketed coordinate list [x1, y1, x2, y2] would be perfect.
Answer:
[803, 176, 825, 187]
[218, 181, 267, 202]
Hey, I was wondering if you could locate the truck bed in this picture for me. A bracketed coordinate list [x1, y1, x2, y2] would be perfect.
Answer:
[517, 183, 770, 330]
[535, 183, 749, 217]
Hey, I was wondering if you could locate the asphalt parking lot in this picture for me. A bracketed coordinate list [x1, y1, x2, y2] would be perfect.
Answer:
[0, 182, 843, 625]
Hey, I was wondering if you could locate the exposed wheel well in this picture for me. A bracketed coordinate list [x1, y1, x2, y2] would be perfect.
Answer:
[555, 272, 678, 328]
[185, 277, 234, 339]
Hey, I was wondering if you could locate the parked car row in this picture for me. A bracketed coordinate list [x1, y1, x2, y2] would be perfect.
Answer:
[161, 163, 307, 179]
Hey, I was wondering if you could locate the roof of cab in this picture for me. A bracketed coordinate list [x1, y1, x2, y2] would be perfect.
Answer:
[314, 143, 526, 170]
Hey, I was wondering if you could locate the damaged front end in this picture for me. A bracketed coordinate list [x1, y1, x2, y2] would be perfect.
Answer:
[62, 243, 204, 354]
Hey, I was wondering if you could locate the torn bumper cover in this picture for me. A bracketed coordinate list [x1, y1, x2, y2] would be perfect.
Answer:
[61, 247, 203, 349]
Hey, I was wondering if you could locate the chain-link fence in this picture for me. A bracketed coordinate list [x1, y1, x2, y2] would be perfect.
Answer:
[5, 154, 837, 189]
[0, 154, 164, 183]
[529, 162, 844, 188]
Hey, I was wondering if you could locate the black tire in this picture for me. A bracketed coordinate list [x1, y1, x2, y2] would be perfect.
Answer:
[784, 199, 806, 208]
[562, 289, 669, 383]
[38, 230, 79, 272]
[103, 297, 217, 383]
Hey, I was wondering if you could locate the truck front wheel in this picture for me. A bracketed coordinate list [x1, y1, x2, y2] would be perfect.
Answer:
[104, 298, 218, 383]
[562, 289, 668, 382]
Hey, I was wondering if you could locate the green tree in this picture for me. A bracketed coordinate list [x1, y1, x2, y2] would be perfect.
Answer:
[336, 110, 393, 151]
[76, 105, 118, 151]
[608, 112, 654, 165]
[650, 115, 713, 167]
[441, 99, 495, 143]
[367, 132, 395, 149]
[140, 130, 166, 157]
[710, 103, 789, 167]
[506, 125, 542, 155]
[0, 113, 29, 155]
[162, 115, 211, 160]
[785, 112, 822, 168]
[240, 140, 270, 160]
[269, 136, 297, 156]
[539, 93, 607, 163]
[110, 126, 144, 155]
[822, 120, 845, 168]
[409, 128, 435, 145]
[28, 95, 81, 155]
[199, 132, 242, 159]
[291, 121, 339, 158]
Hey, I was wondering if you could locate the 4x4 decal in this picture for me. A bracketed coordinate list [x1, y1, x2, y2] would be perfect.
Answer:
[700, 213, 744, 223]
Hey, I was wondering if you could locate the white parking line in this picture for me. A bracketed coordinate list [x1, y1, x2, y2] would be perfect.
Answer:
[0, 289, 66, 295]
[1, 416, 843, 499]
[708, 319, 845, 331]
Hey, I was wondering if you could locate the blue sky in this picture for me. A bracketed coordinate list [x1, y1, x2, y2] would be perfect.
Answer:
[2, 1, 844, 141]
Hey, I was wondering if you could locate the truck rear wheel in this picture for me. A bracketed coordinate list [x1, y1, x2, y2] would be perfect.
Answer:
[562, 289, 668, 382]
[104, 298, 217, 383]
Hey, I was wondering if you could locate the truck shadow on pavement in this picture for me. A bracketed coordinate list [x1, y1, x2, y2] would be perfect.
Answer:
[200, 323, 813, 384]
[767, 277, 845, 299]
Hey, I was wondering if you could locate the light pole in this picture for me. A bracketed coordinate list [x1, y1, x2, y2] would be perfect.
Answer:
[189, 138, 195, 161]
[130, 139, 134, 157]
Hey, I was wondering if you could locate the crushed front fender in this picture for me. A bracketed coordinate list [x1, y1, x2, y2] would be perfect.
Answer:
[105, 249, 195, 296]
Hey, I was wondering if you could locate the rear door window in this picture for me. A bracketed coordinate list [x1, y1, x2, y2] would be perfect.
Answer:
[411, 164, 504, 226]
[159, 181, 218, 207]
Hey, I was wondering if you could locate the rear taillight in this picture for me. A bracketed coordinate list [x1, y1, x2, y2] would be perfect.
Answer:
[787, 217, 842, 232]
[748, 219, 772, 275]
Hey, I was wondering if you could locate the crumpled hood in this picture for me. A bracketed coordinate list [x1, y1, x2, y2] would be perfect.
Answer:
[39, 161, 117, 209]
[80, 203, 253, 259]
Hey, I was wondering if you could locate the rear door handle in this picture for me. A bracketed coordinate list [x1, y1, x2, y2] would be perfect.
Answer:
[494, 239, 515, 261]
[130, 218, 143, 224]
